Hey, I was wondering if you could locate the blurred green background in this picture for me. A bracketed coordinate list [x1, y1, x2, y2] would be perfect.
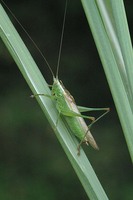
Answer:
[0, 0, 133, 199]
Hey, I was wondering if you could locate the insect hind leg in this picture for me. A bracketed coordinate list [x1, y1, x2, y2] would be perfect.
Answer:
[77, 136, 88, 156]
[77, 122, 99, 155]
[77, 127, 92, 156]
[87, 108, 110, 129]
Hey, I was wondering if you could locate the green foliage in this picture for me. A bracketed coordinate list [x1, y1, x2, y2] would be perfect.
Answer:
[0, 0, 133, 199]
[0, 3, 108, 200]
[81, 0, 133, 162]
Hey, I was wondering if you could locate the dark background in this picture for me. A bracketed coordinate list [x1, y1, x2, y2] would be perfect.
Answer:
[0, 0, 133, 199]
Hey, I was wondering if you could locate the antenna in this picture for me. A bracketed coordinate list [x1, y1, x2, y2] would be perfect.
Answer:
[1, 0, 55, 78]
[56, 0, 68, 78]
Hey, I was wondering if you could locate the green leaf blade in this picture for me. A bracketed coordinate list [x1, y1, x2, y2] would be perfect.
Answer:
[0, 3, 109, 200]
[81, 0, 133, 161]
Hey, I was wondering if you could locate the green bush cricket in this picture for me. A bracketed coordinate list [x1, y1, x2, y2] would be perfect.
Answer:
[2, 0, 110, 155]
[30, 1, 110, 155]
